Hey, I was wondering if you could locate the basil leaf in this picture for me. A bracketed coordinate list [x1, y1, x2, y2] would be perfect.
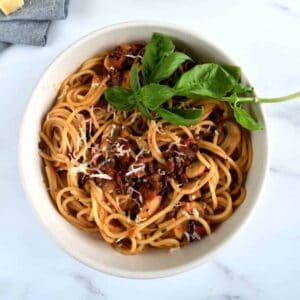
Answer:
[233, 106, 262, 130]
[138, 102, 154, 119]
[149, 52, 192, 83]
[104, 87, 136, 111]
[169, 107, 203, 119]
[234, 83, 254, 94]
[175, 63, 236, 98]
[142, 33, 175, 83]
[140, 84, 175, 110]
[156, 107, 202, 126]
[130, 64, 140, 93]
[221, 65, 241, 82]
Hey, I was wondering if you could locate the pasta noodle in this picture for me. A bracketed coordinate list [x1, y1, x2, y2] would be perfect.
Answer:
[39, 43, 252, 255]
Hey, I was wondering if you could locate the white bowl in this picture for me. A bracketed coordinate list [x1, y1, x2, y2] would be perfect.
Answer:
[19, 21, 269, 279]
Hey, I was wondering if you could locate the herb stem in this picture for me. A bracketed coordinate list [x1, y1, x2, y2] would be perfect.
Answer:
[221, 91, 300, 104]
[256, 91, 300, 103]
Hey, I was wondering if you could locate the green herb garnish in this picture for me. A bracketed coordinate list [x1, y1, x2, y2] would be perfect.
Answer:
[104, 32, 300, 130]
[140, 84, 175, 110]
[142, 33, 191, 84]
[174, 63, 237, 98]
[104, 87, 136, 111]
[156, 107, 203, 126]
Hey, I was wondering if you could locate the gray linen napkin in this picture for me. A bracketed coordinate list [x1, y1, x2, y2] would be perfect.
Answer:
[0, 20, 50, 46]
[0, 0, 69, 21]
[0, 0, 69, 51]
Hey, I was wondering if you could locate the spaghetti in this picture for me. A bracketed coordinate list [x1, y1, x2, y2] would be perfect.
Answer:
[39, 43, 252, 254]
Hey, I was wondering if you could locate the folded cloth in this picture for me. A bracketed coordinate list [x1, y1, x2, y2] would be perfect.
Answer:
[0, 20, 50, 46]
[0, 0, 69, 51]
[0, 0, 69, 21]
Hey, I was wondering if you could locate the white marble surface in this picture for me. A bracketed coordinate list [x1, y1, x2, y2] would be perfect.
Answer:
[1, 0, 300, 299]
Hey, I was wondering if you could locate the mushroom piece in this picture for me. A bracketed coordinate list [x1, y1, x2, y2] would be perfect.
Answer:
[173, 201, 204, 239]
[174, 220, 188, 239]
[219, 121, 241, 155]
[185, 161, 206, 178]
[137, 195, 162, 220]
[174, 208, 189, 239]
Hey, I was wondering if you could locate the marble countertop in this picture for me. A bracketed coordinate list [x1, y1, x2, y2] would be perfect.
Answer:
[1, 0, 300, 299]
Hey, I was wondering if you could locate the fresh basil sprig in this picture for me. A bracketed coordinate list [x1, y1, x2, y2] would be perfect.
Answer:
[142, 33, 192, 83]
[142, 33, 175, 83]
[104, 32, 300, 131]
[104, 63, 200, 125]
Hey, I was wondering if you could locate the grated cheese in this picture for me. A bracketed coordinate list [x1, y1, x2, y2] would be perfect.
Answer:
[158, 169, 166, 176]
[125, 163, 145, 176]
[118, 137, 128, 142]
[127, 186, 143, 204]
[70, 163, 88, 174]
[174, 201, 181, 208]
[91, 81, 100, 88]
[184, 231, 190, 242]
[192, 208, 200, 218]
[90, 173, 112, 180]
[88, 152, 102, 165]
[191, 231, 201, 240]
[175, 156, 185, 163]
[110, 124, 117, 137]
[0, 0, 24, 15]
[112, 142, 131, 157]
[173, 150, 185, 157]
[115, 236, 125, 243]
[135, 148, 150, 161]
[124, 54, 143, 59]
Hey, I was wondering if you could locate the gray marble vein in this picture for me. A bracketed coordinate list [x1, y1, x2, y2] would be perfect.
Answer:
[203, 296, 242, 300]
[272, 1, 300, 18]
[274, 3, 290, 11]
[214, 261, 262, 294]
[270, 166, 300, 178]
[214, 261, 235, 280]
[72, 273, 106, 298]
